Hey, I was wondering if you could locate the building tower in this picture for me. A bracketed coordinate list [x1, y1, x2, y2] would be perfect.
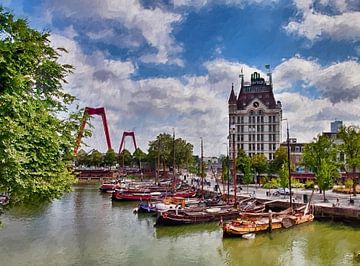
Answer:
[228, 70, 282, 160]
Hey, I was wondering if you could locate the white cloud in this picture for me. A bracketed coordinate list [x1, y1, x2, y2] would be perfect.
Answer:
[43, 0, 183, 65]
[273, 56, 360, 103]
[285, 0, 360, 41]
[50, 33, 360, 155]
[277, 91, 360, 143]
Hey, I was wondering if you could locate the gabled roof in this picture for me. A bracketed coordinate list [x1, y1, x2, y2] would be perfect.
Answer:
[237, 89, 277, 110]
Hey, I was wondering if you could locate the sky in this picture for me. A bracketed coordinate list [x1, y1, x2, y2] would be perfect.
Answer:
[3, 0, 360, 156]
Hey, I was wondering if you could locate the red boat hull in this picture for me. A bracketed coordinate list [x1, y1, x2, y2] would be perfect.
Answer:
[112, 191, 158, 201]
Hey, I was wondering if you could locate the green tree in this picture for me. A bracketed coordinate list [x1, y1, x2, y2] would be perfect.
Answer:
[302, 134, 338, 196]
[76, 149, 88, 166]
[103, 149, 117, 167]
[148, 133, 173, 171]
[250, 153, 268, 185]
[133, 148, 147, 169]
[174, 139, 193, 171]
[278, 163, 289, 189]
[337, 125, 360, 196]
[236, 149, 252, 192]
[119, 149, 132, 167]
[0, 8, 80, 205]
[89, 150, 103, 167]
[148, 133, 194, 172]
[268, 147, 288, 176]
[221, 156, 229, 182]
[316, 159, 338, 201]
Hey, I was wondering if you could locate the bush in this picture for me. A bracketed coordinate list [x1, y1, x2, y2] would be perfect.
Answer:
[305, 180, 314, 189]
[291, 178, 305, 188]
[345, 179, 353, 189]
[263, 178, 280, 189]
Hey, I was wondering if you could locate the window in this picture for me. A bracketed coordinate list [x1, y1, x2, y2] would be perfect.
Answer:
[269, 153, 273, 160]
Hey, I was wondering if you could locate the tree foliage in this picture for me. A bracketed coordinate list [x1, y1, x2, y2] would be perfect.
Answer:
[302, 134, 338, 198]
[103, 149, 117, 167]
[133, 148, 147, 168]
[0, 8, 80, 205]
[147, 133, 193, 171]
[250, 153, 268, 184]
[317, 158, 338, 201]
[119, 149, 132, 166]
[337, 125, 360, 195]
[236, 149, 252, 186]
[268, 147, 287, 175]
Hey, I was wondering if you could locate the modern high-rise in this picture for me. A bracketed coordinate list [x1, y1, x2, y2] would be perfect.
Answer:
[228, 71, 282, 160]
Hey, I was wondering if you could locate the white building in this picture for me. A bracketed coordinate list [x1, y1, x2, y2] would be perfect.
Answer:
[228, 71, 282, 160]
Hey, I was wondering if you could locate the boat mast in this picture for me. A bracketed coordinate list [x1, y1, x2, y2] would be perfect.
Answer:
[286, 121, 293, 208]
[172, 128, 176, 191]
[156, 140, 160, 184]
[201, 137, 204, 198]
[227, 142, 230, 204]
[233, 130, 237, 206]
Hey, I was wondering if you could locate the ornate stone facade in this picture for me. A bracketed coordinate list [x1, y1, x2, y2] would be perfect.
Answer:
[228, 71, 282, 160]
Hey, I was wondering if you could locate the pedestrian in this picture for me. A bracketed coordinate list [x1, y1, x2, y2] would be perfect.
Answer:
[336, 198, 340, 206]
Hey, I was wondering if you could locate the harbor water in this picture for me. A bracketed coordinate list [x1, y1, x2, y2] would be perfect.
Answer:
[0, 185, 359, 266]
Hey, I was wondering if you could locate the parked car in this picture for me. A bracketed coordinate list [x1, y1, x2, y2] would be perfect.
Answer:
[273, 187, 293, 196]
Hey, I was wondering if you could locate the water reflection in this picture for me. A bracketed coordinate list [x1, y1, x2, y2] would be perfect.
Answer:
[154, 222, 219, 239]
[0, 185, 359, 266]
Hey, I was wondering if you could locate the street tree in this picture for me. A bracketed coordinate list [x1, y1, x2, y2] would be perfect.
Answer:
[103, 149, 117, 167]
[76, 149, 88, 166]
[89, 150, 103, 167]
[278, 163, 289, 189]
[0, 8, 81, 205]
[302, 134, 338, 196]
[316, 158, 338, 201]
[236, 149, 252, 192]
[119, 149, 132, 167]
[133, 148, 147, 169]
[250, 153, 268, 185]
[148, 133, 194, 173]
[337, 125, 360, 196]
[268, 147, 287, 176]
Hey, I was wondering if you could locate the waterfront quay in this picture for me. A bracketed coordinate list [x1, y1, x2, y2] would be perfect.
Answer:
[186, 175, 360, 223]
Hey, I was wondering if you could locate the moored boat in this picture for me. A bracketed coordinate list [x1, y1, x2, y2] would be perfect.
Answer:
[222, 206, 314, 237]
[112, 190, 162, 201]
[99, 181, 120, 192]
[155, 205, 240, 226]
